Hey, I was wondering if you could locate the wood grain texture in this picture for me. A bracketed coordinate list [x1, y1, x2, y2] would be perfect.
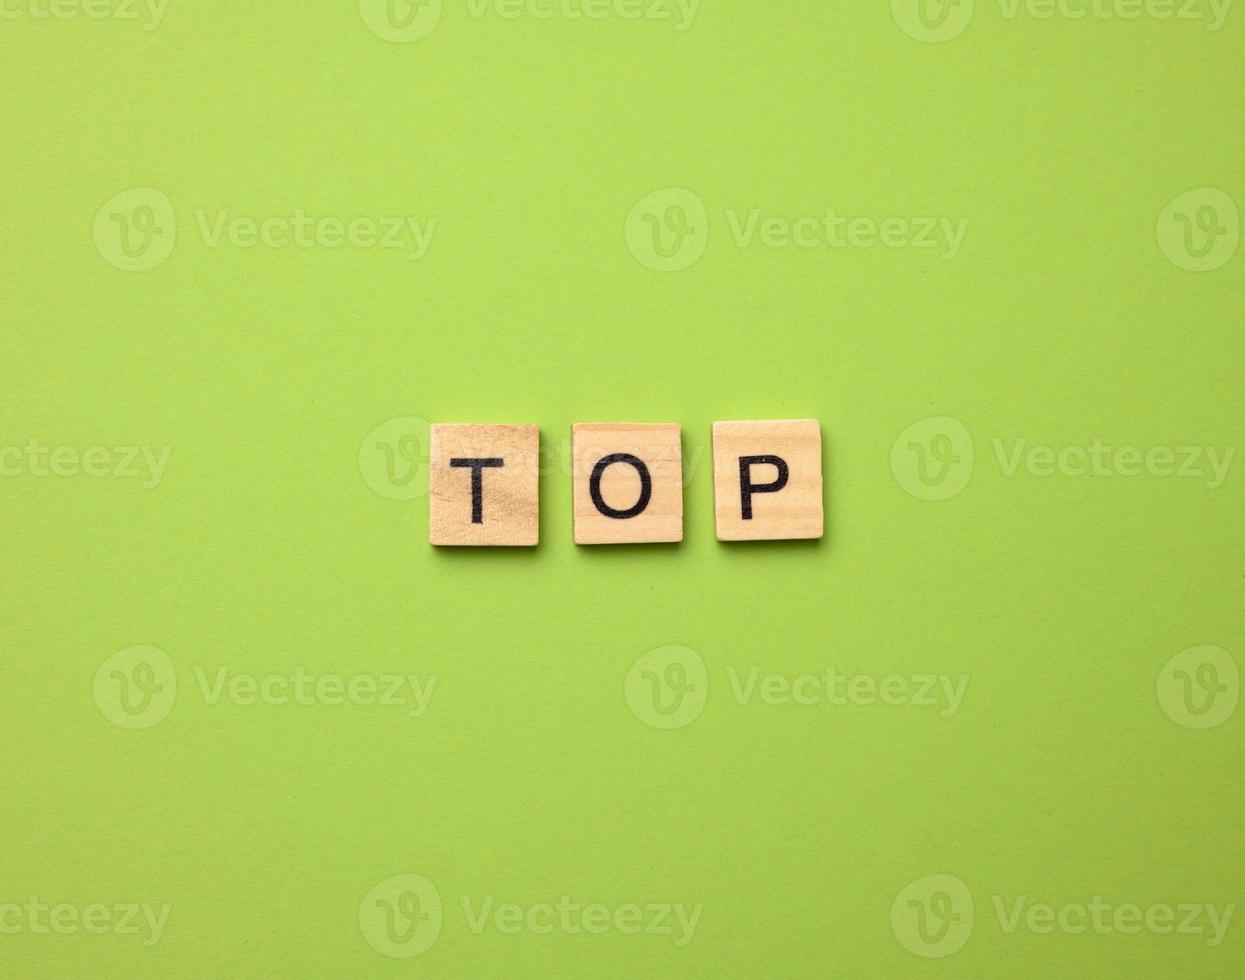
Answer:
[429, 424, 539, 547]
[572, 423, 683, 545]
[712, 420, 823, 541]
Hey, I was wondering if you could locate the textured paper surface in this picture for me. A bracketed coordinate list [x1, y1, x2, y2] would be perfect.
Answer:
[1, 3, 1242, 978]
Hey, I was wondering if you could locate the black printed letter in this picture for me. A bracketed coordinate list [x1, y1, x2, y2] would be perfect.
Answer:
[589, 453, 652, 520]
[738, 455, 788, 519]
[450, 458, 504, 524]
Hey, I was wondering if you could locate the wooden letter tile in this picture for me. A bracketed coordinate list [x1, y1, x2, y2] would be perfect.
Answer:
[429, 424, 539, 547]
[573, 423, 683, 545]
[712, 420, 823, 541]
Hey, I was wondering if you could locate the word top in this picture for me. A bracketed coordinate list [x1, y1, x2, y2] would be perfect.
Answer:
[427, 420, 823, 547]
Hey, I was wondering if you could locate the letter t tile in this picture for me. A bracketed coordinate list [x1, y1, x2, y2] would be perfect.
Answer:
[429, 424, 539, 546]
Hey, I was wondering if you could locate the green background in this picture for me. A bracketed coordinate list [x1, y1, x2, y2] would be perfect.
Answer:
[1, 0, 1242, 976]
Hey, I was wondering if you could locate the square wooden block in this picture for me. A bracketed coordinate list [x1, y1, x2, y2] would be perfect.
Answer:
[429, 424, 539, 547]
[572, 423, 683, 545]
[712, 420, 823, 541]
